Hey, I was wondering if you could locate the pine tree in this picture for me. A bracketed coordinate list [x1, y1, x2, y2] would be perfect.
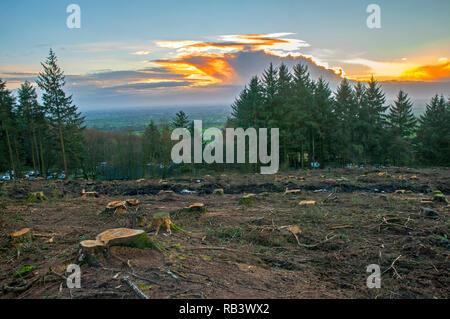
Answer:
[364, 77, 388, 163]
[385, 90, 417, 165]
[16, 81, 48, 175]
[387, 90, 417, 138]
[170, 111, 190, 129]
[37, 49, 85, 177]
[142, 120, 161, 164]
[312, 78, 335, 165]
[261, 63, 278, 128]
[416, 95, 450, 166]
[334, 78, 357, 164]
[276, 64, 293, 163]
[230, 76, 263, 128]
[0, 79, 18, 175]
[290, 64, 313, 167]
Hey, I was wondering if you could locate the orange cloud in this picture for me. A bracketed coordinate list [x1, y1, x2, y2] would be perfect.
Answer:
[152, 55, 236, 86]
[398, 61, 450, 81]
[150, 33, 344, 86]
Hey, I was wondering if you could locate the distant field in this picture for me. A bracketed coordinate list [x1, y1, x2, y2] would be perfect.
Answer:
[83, 105, 231, 132]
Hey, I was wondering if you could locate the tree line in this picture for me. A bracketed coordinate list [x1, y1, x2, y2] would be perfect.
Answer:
[0, 50, 85, 178]
[1, 54, 449, 179]
[229, 63, 449, 168]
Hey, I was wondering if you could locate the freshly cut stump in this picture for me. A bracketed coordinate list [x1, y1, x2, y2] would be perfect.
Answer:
[10, 228, 32, 247]
[185, 203, 207, 214]
[433, 190, 448, 204]
[27, 192, 47, 202]
[148, 212, 172, 235]
[105, 200, 128, 214]
[79, 228, 153, 265]
[96, 228, 151, 248]
[239, 194, 255, 205]
[79, 240, 105, 265]
[126, 199, 140, 206]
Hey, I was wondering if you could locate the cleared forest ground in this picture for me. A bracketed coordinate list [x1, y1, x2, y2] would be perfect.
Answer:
[0, 167, 449, 299]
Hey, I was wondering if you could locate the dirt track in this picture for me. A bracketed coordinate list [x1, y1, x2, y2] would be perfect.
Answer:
[0, 167, 449, 299]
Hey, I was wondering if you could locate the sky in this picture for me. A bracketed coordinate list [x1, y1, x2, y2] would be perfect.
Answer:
[0, 0, 449, 110]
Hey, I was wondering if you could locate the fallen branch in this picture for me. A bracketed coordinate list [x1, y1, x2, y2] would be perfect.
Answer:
[295, 233, 338, 248]
[329, 225, 353, 230]
[122, 275, 149, 299]
[382, 255, 402, 279]
[185, 246, 239, 252]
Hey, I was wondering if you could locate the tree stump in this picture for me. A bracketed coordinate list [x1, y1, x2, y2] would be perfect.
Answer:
[27, 192, 47, 202]
[239, 194, 254, 205]
[79, 228, 154, 265]
[147, 212, 172, 235]
[126, 199, 140, 207]
[10, 228, 33, 248]
[104, 200, 128, 214]
[96, 228, 151, 248]
[213, 188, 224, 196]
[79, 240, 105, 265]
[183, 203, 207, 215]
[433, 190, 448, 204]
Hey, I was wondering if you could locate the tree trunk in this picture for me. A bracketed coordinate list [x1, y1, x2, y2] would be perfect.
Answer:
[3, 124, 16, 176]
[57, 109, 68, 178]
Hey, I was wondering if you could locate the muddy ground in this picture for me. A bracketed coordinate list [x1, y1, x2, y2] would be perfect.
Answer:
[0, 167, 449, 299]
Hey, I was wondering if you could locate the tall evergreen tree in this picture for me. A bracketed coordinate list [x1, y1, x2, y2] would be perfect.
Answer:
[37, 49, 85, 177]
[170, 110, 190, 129]
[334, 78, 357, 164]
[290, 64, 313, 167]
[387, 90, 417, 138]
[416, 95, 450, 166]
[142, 120, 162, 164]
[0, 79, 18, 174]
[364, 77, 388, 163]
[16, 81, 48, 174]
[312, 78, 335, 164]
[385, 90, 417, 165]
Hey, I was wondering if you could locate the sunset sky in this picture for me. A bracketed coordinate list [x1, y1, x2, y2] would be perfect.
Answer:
[1, 0, 449, 109]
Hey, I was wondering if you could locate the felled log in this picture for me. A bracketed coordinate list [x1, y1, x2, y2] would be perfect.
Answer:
[299, 200, 316, 206]
[81, 189, 99, 198]
[284, 188, 302, 195]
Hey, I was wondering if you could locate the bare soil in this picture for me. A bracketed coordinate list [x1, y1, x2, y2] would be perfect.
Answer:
[0, 167, 449, 299]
